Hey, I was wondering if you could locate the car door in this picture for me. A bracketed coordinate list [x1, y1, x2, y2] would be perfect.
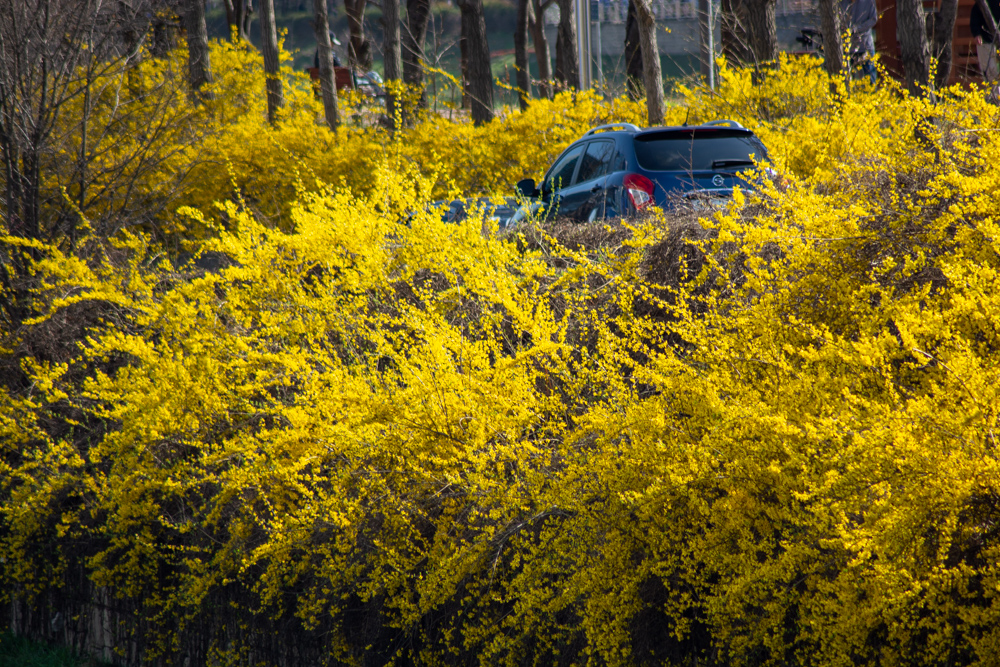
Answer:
[567, 140, 615, 222]
[541, 144, 584, 219]
[602, 146, 629, 219]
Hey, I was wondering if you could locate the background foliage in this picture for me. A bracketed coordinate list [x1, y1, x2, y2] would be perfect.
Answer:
[2, 38, 1000, 667]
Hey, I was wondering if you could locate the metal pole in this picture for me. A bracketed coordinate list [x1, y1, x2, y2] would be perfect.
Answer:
[575, 0, 592, 88]
[707, 0, 714, 90]
[592, 0, 604, 89]
[698, 0, 715, 89]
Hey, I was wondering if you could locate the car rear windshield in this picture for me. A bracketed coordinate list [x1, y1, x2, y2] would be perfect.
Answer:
[632, 130, 767, 172]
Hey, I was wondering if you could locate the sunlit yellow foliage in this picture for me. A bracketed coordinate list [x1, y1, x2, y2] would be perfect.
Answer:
[2, 39, 1000, 667]
[178, 41, 652, 232]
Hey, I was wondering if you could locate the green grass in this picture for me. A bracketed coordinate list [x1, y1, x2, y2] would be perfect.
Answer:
[0, 633, 103, 667]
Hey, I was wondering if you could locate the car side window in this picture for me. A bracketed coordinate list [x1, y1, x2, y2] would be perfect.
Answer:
[544, 145, 583, 194]
[575, 141, 614, 184]
[610, 147, 627, 173]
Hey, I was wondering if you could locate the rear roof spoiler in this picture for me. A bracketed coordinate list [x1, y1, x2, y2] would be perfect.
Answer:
[701, 119, 744, 128]
[634, 120, 753, 140]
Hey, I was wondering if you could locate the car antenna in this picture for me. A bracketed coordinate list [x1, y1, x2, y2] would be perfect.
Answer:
[682, 107, 690, 127]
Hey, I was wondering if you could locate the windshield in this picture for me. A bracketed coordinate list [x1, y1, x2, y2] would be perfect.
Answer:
[633, 130, 767, 172]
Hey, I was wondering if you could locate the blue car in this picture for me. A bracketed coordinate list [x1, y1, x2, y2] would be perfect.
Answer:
[516, 120, 772, 222]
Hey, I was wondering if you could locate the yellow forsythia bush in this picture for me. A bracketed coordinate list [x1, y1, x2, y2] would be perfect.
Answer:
[2, 38, 1000, 667]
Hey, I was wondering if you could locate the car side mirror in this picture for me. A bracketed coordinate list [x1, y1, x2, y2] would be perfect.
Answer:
[516, 178, 539, 199]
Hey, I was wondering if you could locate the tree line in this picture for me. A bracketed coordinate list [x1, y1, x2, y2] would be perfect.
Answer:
[175, 0, 1000, 128]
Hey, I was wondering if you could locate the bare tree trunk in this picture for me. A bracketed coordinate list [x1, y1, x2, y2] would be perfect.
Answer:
[743, 0, 776, 65]
[896, 0, 930, 94]
[555, 26, 567, 83]
[344, 0, 373, 70]
[720, 0, 751, 65]
[243, 0, 254, 40]
[383, 0, 403, 127]
[184, 0, 214, 97]
[633, 0, 664, 125]
[515, 0, 532, 109]
[460, 17, 472, 108]
[555, 0, 579, 88]
[314, 0, 341, 129]
[259, 0, 284, 123]
[530, 0, 554, 98]
[456, 0, 495, 124]
[977, 0, 1000, 38]
[118, 0, 144, 95]
[151, 11, 178, 57]
[818, 0, 842, 76]
[222, 0, 236, 39]
[402, 0, 431, 111]
[932, 0, 960, 88]
[221, 0, 255, 41]
[119, 0, 143, 61]
[625, 0, 643, 98]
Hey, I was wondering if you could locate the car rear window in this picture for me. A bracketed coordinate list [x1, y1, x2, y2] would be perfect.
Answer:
[632, 130, 767, 172]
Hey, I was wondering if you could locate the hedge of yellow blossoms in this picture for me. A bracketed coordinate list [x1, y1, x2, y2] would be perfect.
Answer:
[2, 38, 1000, 666]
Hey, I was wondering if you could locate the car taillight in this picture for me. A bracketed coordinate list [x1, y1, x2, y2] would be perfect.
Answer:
[623, 173, 655, 211]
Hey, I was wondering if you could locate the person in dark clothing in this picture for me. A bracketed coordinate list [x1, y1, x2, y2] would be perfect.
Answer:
[971, 0, 1000, 83]
[314, 50, 343, 69]
[841, 0, 878, 84]
[313, 32, 343, 69]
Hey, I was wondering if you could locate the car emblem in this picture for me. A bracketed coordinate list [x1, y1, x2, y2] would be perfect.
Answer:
[712, 174, 725, 187]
